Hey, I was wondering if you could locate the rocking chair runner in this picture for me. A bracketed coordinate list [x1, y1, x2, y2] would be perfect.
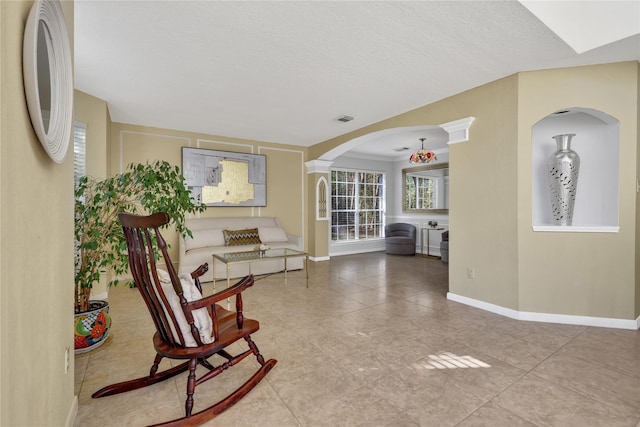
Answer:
[92, 212, 276, 427]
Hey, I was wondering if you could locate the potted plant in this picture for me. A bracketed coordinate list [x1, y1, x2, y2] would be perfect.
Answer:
[74, 160, 205, 353]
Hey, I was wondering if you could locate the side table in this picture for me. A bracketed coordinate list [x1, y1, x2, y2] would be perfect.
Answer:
[420, 227, 444, 257]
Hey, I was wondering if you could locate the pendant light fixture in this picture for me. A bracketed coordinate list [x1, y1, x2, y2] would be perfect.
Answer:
[409, 138, 437, 163]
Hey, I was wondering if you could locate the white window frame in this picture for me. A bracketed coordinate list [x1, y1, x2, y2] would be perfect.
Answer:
[330, 168, 385, 242]
[73, 121, 87, 187]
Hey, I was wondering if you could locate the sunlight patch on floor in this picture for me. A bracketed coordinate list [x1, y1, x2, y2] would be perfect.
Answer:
[415, 352, 491, 370]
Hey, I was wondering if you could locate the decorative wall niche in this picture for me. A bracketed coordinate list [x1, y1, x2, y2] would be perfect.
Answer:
[316, 176, 329, 221]
[531, 107, 619, 232]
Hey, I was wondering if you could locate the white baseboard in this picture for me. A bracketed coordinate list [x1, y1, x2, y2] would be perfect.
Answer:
[65, 396, 78, 427]
[330, 246, 384, 257]
[447, 292, 640, 330]
[309, 256, 330, 262]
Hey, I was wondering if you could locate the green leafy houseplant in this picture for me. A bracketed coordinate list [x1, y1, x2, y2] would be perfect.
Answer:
[74, 160, 205, 313]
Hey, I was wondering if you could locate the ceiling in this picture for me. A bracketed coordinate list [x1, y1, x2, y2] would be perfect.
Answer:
[74, 1, 640, 161]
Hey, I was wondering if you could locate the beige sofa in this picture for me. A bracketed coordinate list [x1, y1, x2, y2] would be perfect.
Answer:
[178, 217, 304, 283]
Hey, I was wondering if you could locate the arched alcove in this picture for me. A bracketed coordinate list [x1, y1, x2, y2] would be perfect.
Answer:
[532, 107, 620, 231]
[306, 117, 474, 257]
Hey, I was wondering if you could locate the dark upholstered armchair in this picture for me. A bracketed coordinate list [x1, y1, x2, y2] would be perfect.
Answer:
[384, 223, 417, 255]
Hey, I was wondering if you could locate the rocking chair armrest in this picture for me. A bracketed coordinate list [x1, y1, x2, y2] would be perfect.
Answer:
[190, 263, 209, 294]
[186, 275, 255, 311]
[186, 275, 254, 332]
[190, 263, 209, 280]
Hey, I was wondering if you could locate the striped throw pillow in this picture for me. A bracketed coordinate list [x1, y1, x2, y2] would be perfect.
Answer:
[223, 228, 262, 246]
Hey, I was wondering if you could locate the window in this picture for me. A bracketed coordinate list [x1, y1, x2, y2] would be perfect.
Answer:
[73, 121, 87, 188]
[74, 122, 87, 273]
[405, 175, 436, 210]
[331, 169, 385, 241]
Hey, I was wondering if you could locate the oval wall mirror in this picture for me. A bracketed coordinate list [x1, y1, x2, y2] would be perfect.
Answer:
[23, 0, 73, 164]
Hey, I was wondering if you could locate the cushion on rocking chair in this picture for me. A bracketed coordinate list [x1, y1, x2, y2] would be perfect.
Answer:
[156, 269, 215, 347]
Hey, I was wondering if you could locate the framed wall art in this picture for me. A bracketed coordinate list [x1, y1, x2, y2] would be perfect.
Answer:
[182, 147, 267, 207]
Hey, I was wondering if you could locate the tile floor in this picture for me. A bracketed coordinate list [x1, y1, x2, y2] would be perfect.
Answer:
[74, 252, 640, 427]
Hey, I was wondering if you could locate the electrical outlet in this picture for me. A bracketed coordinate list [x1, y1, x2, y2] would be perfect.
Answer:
[466, 267, 475, 279]
[65, 347, 70, 374]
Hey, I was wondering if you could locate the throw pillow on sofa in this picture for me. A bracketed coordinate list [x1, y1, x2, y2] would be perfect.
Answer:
[223, 228, 261, 246]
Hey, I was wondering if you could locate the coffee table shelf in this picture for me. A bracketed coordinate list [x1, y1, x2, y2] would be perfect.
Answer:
[212, 248, 309, 289]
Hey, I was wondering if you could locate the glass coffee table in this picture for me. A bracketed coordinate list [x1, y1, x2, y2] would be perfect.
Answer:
[212, 248, 309, 289]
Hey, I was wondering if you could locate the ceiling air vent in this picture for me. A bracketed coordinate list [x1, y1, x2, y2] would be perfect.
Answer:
[337, 115, 354, 123]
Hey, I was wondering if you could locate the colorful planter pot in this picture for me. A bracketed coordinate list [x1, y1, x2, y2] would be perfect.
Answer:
[74, 300, 111, 354]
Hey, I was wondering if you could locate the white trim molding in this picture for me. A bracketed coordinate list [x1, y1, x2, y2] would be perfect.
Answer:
[441, 117, 476, 144]
[196, 138, 254, 152]
[447, 292, 640, 330]
[305, 159, 333, 174]
[119, 130, 191, 172]
[532, 226, 620, 233]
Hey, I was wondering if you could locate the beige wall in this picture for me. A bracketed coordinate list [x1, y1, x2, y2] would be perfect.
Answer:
[258, 146, 306, 235]
[1, 1, 76, 425]
[447, 76, 520, 309]
[517, 62, 638, 319]
[109, 123, 307, 262]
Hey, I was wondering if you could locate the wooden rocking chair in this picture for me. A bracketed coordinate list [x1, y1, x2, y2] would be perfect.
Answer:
[92, 212, 276, 427]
